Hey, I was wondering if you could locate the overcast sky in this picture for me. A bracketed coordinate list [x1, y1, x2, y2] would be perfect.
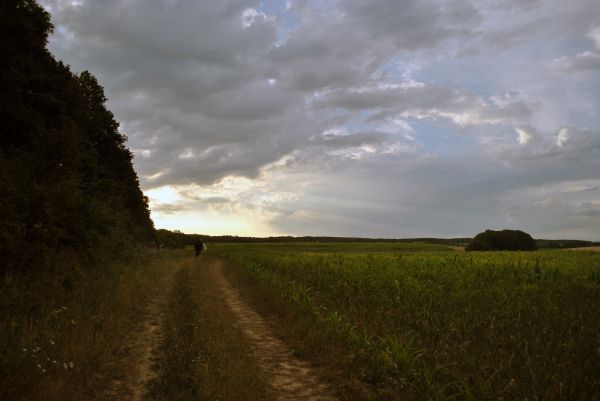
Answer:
[42, 0, 600, 239]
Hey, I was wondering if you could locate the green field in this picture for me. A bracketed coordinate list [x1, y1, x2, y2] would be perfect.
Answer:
[211, 243, 600, 401]
[210, 241, 455, 254]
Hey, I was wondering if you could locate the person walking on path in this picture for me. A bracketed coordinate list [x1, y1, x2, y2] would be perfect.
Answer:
[195, 240, 206, 257]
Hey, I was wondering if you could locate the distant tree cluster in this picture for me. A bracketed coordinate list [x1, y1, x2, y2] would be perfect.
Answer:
[155, 229, 600, 250]
[0, 0, 155, 272]
[535, 239, 599, 249]
[153, 230, 472, 246]
[156, 229, 205, 249]
[466, 230, 537, 252]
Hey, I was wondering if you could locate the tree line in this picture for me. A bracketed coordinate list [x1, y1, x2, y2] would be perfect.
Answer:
[156, 229, 598, 249]
[0, 0, 155, 273]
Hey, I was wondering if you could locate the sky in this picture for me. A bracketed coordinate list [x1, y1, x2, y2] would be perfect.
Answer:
[41, 0, 600, 239]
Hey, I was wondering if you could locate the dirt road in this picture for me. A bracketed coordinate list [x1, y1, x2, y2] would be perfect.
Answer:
[208, 259, 339, 401]
[94, 257, 338, 401]
[98, 264, 178, 401]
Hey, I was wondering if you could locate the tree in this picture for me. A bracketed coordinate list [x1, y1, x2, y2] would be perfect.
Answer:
[466, 229, 537, 251]
[0, 0, 154, 272]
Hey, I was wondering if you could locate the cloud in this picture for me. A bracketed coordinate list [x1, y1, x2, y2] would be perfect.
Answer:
[573, 208, 600, 217]
[42, 0, 600, 239]
[515, 126, 540, 145]
[339, 0, 481, 51]
[588, 25, 600, 48]
[548, 51, 600, 73]
[149, 203, 187, 215]
[545, 25, 600, 73]
[314, 84, 532, 127]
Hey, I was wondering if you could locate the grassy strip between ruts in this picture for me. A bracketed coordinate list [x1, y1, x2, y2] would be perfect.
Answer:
[148, 255, 274, 401]
[1, 248, 183, 401]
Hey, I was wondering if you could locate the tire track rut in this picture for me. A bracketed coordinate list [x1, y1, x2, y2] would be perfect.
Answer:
[99, 264, 178, 401]
[209, 259, 338, 401]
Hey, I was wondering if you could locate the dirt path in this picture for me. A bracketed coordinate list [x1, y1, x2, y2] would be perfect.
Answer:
[208, 259, 338, 401]
[99, 265, 178, 401]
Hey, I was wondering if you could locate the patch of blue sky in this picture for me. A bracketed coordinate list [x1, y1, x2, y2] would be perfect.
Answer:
[339, 110, 373, 133]
[259, 0, 301, 45]
[347, 109, 478, 157]
[379, 55, 420, 85]
[565, 87, 600, 129]
[416, 56, 503, 100]
[408, 120, 476, 155]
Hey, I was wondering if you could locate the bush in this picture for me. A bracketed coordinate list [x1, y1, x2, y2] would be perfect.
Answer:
[466, 229, 537, 251]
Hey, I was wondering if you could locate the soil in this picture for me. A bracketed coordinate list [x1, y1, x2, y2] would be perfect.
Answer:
[97, 266, 177, 401]
[208, 259, 339, 401]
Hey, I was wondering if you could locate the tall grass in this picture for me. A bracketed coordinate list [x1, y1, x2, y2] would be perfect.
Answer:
[0, 248, 182, 401]
[215, 244, 600, 401]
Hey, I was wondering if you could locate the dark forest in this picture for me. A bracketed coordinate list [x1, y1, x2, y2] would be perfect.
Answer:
[1, 0, 155, 273]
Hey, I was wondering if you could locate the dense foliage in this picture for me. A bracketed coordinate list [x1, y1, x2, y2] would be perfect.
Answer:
[216, 243, 600, 401]
[156, 229, 205, 249]
[466, 229, 537, 251]
[0, 0, 154, 272]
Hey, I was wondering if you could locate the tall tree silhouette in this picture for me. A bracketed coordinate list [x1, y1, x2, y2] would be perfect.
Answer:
[0, 0, 154, 272]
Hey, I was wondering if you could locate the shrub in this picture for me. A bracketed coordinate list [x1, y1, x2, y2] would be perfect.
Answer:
[466, 229, 537, 251]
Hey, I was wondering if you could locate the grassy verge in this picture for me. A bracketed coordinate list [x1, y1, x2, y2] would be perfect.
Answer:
[148, 256, 274, 401]
[0, 248, 184, 401]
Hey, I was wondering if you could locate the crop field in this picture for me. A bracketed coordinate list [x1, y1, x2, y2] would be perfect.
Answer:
[212, 243, 600, 401]
[210, 241, 454, 254]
